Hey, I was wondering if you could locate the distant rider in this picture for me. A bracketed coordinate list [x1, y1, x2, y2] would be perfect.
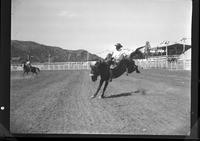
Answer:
[25, 59, 31, 68]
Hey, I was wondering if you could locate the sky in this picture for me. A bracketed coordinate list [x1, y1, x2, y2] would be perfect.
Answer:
[11, 0, 192, 58]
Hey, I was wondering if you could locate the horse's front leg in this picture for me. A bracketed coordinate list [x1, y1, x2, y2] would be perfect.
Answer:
[100, 80, 109, 99]
[126, 67, 128, 76]
[31, 71, 36, 78]
[91, 79, 104, 99]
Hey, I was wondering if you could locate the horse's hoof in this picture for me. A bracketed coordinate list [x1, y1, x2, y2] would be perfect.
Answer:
[99, 95, 105, 99]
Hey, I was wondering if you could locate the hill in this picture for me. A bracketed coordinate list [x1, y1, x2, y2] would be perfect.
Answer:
[11, 40, 102, 63]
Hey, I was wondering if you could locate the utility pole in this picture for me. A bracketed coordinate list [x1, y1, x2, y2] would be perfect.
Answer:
[180, 38, 187, 54]
[145, 41, 150, 60]
[164, 41, 169, 57]
[87, 52, 90, 69]
[48, 53, 51, 70]
[27, 50, 32, 64]
[161, 41, 169, 69]
[28, 48, 31, 60]
[87, 52, 89, 61]
[48, 54, 51, 64]
[27, 54, 29, 60]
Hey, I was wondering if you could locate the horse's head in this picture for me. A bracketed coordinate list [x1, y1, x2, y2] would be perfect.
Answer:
[105, 53, 113, 60]
[89, 60, 102, 82]
[21, 62, 30, 70]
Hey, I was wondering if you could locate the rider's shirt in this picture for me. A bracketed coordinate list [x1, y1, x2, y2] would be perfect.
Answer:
[111, 48, 131, 62]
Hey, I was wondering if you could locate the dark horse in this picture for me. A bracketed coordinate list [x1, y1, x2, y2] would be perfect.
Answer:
[22, 63, 40, 76]
[90, 54, 140, 99]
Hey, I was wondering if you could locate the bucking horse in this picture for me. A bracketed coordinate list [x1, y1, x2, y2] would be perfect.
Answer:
[89, 50, 140, 99]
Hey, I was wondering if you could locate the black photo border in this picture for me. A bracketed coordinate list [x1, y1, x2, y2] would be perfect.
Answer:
[0, 0, 199, 140]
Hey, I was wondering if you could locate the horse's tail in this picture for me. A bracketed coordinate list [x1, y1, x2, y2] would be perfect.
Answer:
[126, 59, 140, 73]
[135, 65, 140, 73]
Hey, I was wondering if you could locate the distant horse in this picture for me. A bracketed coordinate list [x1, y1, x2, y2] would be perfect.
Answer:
[89, 54, 140, 99]
[22, 63, 40, 76]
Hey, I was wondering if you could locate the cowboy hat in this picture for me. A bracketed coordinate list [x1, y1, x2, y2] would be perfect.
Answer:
[115, 43, 123, 49]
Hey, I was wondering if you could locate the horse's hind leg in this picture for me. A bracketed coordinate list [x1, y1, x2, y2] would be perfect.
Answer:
[91, 79, 104, 99]
[35, 72, 38, 77]
[135, 65, 140, 73]
[100, 80, 109, 99]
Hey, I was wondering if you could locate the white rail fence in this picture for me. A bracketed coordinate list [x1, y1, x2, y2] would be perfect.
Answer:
[11, 59, 191, 71]
[10, 61, 95, 71]
[135, 58, 191, 70]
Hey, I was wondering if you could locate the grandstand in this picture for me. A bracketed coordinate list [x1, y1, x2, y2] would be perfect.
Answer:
[134, 43, 191, 70]
[136, 43, 191, 59]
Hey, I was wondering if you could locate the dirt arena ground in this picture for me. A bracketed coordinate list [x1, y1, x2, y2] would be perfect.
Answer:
[10, 69, 191, 135]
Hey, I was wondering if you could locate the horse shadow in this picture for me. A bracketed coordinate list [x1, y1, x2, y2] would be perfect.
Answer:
[104, 89, 146, 99]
